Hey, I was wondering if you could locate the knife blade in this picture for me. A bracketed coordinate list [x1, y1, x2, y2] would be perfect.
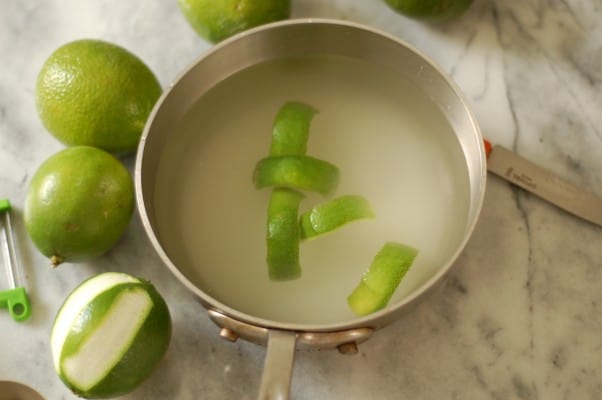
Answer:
[484, 140, 602, 226]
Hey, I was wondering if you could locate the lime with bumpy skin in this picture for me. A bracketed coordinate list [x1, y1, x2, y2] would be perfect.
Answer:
[51, 272, 171, 399]
[266, 188, 304, 280]
[270, 101, 317, 156]
[384, 0, 473, 22]
[36, 39, 162, 155]
[24, 146, 135, 267]
[348, 242, 418, 316]
[177, 0, 291, 43]
[253, 155, 340, 196]
[299, 195, 375, 239]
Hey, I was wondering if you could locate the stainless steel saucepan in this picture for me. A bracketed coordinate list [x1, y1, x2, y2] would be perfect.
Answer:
[135, 19, 487, 399]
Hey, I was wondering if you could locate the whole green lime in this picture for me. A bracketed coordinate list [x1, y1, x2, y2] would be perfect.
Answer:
[51, 272, 171, 398]
[384, 0, 473, 21]
[24, 146, 135, 267]
[35, 39, 162, 155]
[177, 0, 291, 43]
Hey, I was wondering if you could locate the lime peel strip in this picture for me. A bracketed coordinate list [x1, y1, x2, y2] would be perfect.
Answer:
[267, 188, 304, 281]
[270, 101, 317, 156]
[347, 242, 418, 316]
[62, 288, 153, 390]
[299, 195, 374, 239]
[253, 155, 340, 196]
[264, 101, 315, 281]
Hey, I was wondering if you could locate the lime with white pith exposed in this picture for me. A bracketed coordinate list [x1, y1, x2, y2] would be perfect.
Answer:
[51, 272, 171, 399]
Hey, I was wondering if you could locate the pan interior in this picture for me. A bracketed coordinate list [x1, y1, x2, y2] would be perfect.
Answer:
[151, 53, 472, 325]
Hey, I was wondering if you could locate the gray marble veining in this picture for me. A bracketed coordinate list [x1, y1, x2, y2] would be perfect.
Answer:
[1, 1, 601, 399]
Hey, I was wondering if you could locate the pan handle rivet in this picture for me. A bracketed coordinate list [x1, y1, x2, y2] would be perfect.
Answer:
[219, 328, 239, 342]
[337, 342, 358, 355]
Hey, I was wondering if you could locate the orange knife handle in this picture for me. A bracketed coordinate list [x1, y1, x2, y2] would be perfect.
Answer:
[483, 139, 493, 158]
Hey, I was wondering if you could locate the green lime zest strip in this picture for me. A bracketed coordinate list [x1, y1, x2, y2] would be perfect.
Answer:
[253, 155, 340, 196]
[347, 242, 418, 316]
[267, 188, 304, 281]
[270, 101, 317, 156]
[299, 195, 374, 239]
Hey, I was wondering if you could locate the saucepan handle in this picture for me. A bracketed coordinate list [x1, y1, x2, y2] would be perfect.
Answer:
[258, 330, 297, 400]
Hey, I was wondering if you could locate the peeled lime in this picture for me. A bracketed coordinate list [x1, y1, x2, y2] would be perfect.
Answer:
[177, 0, 291, 43]
[24, 146, 135, 266]
[35, 39, 162, 155]
[384, 0, 473, 21]
[51, 272, 171, 398]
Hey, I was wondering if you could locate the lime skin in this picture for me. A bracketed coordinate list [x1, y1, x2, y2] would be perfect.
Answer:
[35, 39, 162, 155]
[24, 146, 135, 266]
[177, 0, 291, 43]
[384, 0, 473, 22]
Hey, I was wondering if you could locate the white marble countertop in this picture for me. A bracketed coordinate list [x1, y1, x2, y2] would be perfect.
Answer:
[1, 1, 601, 399]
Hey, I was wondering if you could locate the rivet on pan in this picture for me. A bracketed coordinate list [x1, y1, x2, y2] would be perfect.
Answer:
[219, 327, 239, 342]
[337, 342, 359, 355]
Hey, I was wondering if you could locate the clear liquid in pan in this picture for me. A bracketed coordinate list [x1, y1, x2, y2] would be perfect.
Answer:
[153, 55, 470, 325]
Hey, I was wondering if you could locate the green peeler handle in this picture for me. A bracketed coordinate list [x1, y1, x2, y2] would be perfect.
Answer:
[0, 287, 31, 321]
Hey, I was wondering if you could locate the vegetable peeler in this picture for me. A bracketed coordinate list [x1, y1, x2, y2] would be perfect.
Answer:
[0, 199, 31, 321]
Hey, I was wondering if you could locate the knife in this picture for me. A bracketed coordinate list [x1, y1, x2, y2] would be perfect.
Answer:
[484, 140, 602, 226]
